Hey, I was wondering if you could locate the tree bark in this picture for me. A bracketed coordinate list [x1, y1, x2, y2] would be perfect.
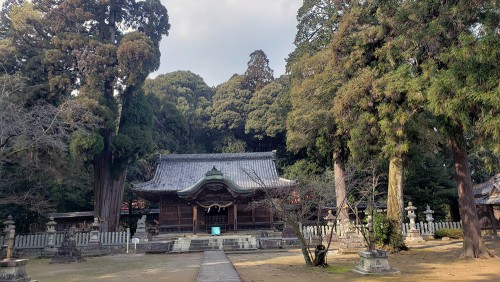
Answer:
[448, 132, 493, 258]
[333, 151, 348, 223]
[387, 156, 404, 232]
[93, 133, 127, 232]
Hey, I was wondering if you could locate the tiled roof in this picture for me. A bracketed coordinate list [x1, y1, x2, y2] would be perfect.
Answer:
[132, 151, 296, 194]
[474, 173, 500, 205]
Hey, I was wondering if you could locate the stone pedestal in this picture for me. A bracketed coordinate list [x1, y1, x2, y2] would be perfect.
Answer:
[40, 217, 57, 258]
[81, 218, 107, 257]
[338, 231, 365, 254]
[405, 229, 425, 244]
[134, 215, 148, 242]
[352, 250, 399, 275]
[50, 228, 84, 264]
[0, 259, 32, 282]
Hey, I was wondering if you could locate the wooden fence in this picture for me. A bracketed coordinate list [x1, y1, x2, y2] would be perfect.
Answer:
[0, 229, 130, 250]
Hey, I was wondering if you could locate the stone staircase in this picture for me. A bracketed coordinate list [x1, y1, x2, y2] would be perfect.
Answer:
[172, 235, 257, 252]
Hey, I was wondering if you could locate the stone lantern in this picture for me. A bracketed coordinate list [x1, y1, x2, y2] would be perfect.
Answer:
[46, 217, 57, 248]
[405, 202, 417, 231]
[0, 216, 33, 282]
[367, 215, 375, 251]
[404, 202, 424, 244]
[424, 205, 435, 237]
[89, 217, 101, 245]
[3, 216, 15, 235]
[322, 210, 336, 247]
[324, 210, 336, 228]
[82, 217, 106, 256]
[41, 216, 58, 257]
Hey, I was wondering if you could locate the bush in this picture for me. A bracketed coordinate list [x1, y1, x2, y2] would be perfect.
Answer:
[434, 228, 463, 239]
[373, 213, 407, 252]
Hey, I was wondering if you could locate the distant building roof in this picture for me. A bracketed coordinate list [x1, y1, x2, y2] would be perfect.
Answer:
[132, 151, 296, 195]
[474, 173, 500, 205]
[48, 209, 160, 219]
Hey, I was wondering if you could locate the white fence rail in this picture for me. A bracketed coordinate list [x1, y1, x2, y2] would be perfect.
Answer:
[0, 230, 130, 250]
[300, 223, 366, 240]
[402, 221, 462, 236]
[301, 221, 462, 239]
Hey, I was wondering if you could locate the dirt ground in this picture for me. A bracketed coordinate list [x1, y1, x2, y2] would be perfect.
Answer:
[229, 239, 500, 282]
[25, 238, 500, 282]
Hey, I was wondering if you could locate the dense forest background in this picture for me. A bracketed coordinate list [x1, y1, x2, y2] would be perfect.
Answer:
[0, 0, 498, 256]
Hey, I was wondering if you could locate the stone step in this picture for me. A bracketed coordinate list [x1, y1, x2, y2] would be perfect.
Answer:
[172, 236, 257, 252]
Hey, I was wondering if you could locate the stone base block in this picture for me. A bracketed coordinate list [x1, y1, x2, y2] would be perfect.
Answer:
[39, 247, 57, 259]
[405, 231, 425, 245]
[0, 259, 32, 282]
[81, 244, 108, 257]
[352, 250, 399, 275]
[338, 236, 366, 254]
[134, 232, 149, 242]
[257, 238, 283, 249]
[422, 234, 434, 240]
[146, 241, 174, 254]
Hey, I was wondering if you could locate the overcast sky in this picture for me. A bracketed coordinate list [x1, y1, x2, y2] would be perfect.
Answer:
[156, 0, 302, 86]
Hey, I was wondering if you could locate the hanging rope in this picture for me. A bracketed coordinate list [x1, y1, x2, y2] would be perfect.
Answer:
[196, 201, 233, 209]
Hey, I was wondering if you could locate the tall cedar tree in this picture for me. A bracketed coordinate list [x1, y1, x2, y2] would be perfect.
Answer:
[242, 50, 274, 92]
[3, 0, 170, 231]
[406, 0, 498, 258]
[287, 0, 352, 222]
[333, 1, 425, 234]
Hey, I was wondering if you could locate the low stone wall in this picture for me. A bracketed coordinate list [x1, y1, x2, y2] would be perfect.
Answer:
[12, 244, 137, 258]
[256, 237, 303, 249]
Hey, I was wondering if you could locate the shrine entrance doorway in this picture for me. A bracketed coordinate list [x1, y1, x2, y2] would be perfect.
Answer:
[204, 206, 228, 226]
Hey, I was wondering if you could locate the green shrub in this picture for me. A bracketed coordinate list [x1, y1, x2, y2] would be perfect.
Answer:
[434, 228, 463, 239]
[373, 213, 407, 252]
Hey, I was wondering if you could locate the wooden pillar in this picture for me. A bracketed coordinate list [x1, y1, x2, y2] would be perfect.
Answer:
[193, 205, 197, 235]
[233, 205, 238, 232]
[252, 207, 255, 227]
[488, 205, 498, 235]
[269, 204, 273, 228]
[177, 204, 181, 232]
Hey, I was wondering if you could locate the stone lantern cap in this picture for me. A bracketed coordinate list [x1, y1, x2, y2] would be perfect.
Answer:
[405, 201, 417, 211]
[3, 215, 15, 232]
[324, 210, 336, 222]
[47, 216, 57, 226]
[424, 205, 434, 213]
[91, 217, 100, 229]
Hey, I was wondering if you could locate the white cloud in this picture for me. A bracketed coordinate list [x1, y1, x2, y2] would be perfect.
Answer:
[155, 0, 301, 86]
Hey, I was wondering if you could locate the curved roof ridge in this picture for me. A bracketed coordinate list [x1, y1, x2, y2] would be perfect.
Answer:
[158, 151, 275, 162]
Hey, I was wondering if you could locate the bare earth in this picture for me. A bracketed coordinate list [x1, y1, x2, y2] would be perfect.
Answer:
[26, 239, 500, 282]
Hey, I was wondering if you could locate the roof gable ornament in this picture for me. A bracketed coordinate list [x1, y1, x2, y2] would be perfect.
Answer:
[206, 166, 223, 177]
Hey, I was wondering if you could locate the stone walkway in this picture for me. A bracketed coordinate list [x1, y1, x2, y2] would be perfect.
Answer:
[196, 251, 242, 282]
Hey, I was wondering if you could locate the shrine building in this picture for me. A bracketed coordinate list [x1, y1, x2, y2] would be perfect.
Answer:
[132, 151, 296, 233]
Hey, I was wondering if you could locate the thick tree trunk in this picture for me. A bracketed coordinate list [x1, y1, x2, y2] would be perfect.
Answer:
[93, 131, 127, 232]
[333, 151, 348, 223]
[387, 156, 404, 232]
[448, 133, 493, 259]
